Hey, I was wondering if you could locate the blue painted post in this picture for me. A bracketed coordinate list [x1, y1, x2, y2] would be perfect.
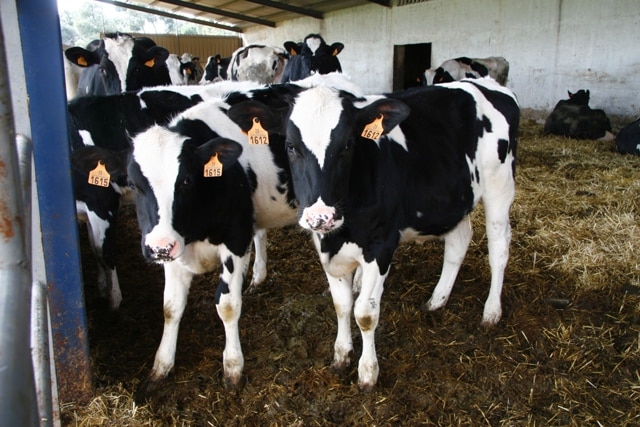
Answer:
[16, 0, 93, 402]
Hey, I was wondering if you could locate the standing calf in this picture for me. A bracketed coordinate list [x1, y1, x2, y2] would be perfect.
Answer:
[229, 75, 520, 391]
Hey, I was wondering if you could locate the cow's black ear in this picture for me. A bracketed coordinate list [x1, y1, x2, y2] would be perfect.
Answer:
[65, 47, 100, 67]
[227, 100, 284, 134]
[330, 43, 344, 56]
[284, 41, 301, 56]
[198, 137, 243, 169]
[357, 98, 411, 136]
[143, 46, 170, 67]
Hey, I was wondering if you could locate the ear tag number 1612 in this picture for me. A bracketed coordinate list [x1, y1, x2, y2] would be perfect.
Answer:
[248, 117, 269, 145]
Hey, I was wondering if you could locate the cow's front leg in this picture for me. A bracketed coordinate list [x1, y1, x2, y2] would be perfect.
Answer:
[326, 271, 354, 371]
[216, 246, 250, 388]
[353, 261, 387, 392]
[137, 260, 193, 400]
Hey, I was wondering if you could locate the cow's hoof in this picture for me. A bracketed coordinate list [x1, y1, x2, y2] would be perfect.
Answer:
[358, 380, 376, 393]
[223, 372, 246, 390]
[135, 377, 162, 404]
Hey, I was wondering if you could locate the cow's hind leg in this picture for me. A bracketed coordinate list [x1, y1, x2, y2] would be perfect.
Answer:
[481, 180, 514, 326]
[136, 261, 192, 401]
[425, 216, 472, 312]
[85, 211, 122, 310]
[245, 229, 267, 294]
[216, 245, 250, 388]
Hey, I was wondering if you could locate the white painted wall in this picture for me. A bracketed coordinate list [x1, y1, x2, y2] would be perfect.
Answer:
[243, 0, 640, 120]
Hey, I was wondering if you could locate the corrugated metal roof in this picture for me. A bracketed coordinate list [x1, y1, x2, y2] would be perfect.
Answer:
[94, 0, 391, 33]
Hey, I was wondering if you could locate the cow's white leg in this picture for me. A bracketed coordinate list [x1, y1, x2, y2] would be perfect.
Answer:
[426, 216, 472, 311]
[147, 261, 193, 385]
[327, 271, 354, 371]
[353, 261, 387, 392]
[216, 246, 250, 387]
[481, 178, 514, 326]
[246, 229, 267, 293]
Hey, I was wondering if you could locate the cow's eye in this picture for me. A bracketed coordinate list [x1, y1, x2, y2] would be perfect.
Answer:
[182, 175, 192, 186]
[286, 140, 298, 156]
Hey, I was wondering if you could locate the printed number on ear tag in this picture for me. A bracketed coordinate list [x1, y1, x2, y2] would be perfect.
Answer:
[204, 153, 223, 177]
[361, 115, 384, 140]
[88, 161, 111, 187]
[248, 117, 269, 145]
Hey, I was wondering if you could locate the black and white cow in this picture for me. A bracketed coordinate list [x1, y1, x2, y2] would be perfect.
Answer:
[280, 34, 344, 83]
[67, 81, 269, 310]
[127, 87, 306, 396]
[227, 44, 289, 84]
[228, 75, 520, 391]
[71, 145, 130, 309]
[166, 54, 197, 85]
[200, 54, 232, 84]
[544, 89, 614, 141]
[64, 33, 172, 97]
[421, 56, 510, 86]
[616, 117, 640, 155]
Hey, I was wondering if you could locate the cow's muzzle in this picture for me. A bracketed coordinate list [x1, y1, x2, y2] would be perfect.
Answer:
[148, 242, 176, 263]
[301, 205, 340, 233]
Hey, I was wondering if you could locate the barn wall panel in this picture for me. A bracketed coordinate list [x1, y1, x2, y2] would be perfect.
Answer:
[129, 33, 242, 62]
[243, 0, 639, 119]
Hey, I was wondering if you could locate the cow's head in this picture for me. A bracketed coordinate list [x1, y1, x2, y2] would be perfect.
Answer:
[281, 34, 344, 83]
[229, 83, 409, 234]
[65, 33, 170, 95]
[567, 89, 590, 106]
[128, 124, 244, 263]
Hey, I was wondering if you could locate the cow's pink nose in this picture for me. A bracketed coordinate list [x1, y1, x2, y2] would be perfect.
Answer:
[148, 239, 179, 262]
[305, 208, 336, 231]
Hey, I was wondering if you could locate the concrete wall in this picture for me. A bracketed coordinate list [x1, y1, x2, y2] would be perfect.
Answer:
[243, 0, 639, 121]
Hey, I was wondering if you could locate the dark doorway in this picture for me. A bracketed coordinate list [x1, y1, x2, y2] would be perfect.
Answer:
[393, 43, 431, 91]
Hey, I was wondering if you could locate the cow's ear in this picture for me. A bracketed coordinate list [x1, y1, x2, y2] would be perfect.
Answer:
[65, 47, 100, 67]
[228, 100, 285, 134]
[284, 41, 300, 56]
[143, 46, 170, 68]
[357, 98, 410, 137]
[330, 43, 344, 56]
[198, 137, 243, 169]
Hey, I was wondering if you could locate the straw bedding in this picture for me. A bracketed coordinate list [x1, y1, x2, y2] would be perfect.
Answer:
[62, 120, 640, 426]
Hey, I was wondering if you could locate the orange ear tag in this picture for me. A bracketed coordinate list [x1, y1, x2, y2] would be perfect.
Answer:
[361, 115, 384, 140]
[77, 56, 88, 67]
[144, 58, 155, 68]
[203, 153, 223, 177]
[88, 161, 111, 187]
[247, 117, 269, 145]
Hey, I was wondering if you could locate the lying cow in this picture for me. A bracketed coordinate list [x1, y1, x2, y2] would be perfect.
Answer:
[280, 34, 344, 83]
[544, 89, 614, 141]
[421, 56, 509, 86]
[228, 75, 520, 391]
[615, 117, 640, 155]
[227, 44, 288, 84]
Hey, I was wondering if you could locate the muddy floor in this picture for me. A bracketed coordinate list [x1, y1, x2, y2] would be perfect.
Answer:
[62, 121, 640, 426]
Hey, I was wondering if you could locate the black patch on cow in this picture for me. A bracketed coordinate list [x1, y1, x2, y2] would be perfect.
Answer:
[215, 278, 230, 304]
[616, 117, 640, 155]
[224, 257, 235, 274]
[139, 90, 203, 121]
[475, 167, 480, 183]
[246, 166, 258, 193]
[170, 118, 220, 144]
[497, 139, 509, 163]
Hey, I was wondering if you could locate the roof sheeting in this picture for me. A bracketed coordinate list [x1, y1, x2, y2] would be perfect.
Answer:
[95, 0, 391, 33]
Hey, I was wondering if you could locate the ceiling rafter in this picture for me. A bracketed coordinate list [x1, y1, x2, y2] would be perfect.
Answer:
[244, 0, 323, 19]
[155, 0, 276, 27]
[94, 0, 243, 32]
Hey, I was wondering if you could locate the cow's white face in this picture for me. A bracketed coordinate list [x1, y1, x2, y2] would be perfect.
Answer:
[103, 34, 135, 93]
[131, 126, 186, 262]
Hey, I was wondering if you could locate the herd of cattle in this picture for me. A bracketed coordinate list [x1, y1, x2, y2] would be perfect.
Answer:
[60, 32, 636, 398]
